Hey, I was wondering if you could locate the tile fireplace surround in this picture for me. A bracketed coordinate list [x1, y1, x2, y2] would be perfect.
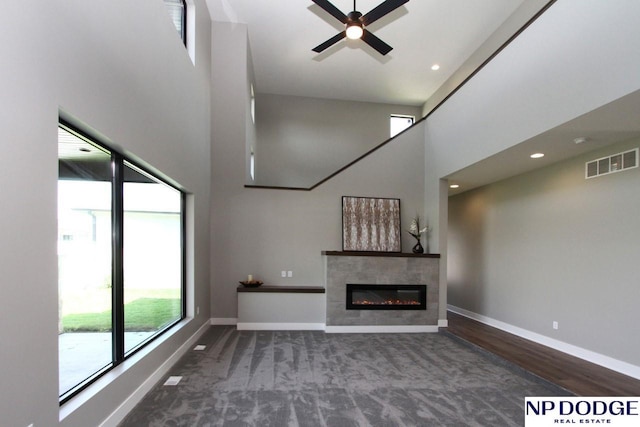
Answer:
[323, 251, 440, 333]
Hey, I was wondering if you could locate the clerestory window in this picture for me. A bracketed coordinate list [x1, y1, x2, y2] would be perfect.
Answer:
[164, 0, 187, 46]
[390, 114, 415, 138]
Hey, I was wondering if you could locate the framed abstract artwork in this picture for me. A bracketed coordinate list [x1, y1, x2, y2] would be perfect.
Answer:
[342, 196, 401, 252]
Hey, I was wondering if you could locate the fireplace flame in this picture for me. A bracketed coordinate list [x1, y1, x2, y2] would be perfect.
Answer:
[353, 299, 420, 306]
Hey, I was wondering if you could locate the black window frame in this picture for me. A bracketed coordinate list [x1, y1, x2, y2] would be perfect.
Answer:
[58, 120, 186, 405]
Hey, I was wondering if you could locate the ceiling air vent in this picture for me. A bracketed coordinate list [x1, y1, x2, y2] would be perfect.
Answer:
[585, 148, 638, 179]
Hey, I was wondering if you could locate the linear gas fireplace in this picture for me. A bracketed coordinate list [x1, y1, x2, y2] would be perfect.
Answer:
[346, 284, 427, 310]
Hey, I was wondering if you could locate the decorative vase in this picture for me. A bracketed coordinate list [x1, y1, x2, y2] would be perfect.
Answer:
[412, 240, 424, 254]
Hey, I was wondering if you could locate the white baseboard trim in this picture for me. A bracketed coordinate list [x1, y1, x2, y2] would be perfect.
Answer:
[210, 317, 238, 325]
[325, 325, 439, 333]
[237, 322, 325, 331]
[448, 305, 640, 381]
[98, 320, 211, 427]
[438, 319, 449, 327]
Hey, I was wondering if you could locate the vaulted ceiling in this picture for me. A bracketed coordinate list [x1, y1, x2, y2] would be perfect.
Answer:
[205, 1, 640, 193]
[206, 0, 540, 106]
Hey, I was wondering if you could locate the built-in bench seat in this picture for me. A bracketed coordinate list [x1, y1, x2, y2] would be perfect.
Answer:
[236, 285, 326, 330]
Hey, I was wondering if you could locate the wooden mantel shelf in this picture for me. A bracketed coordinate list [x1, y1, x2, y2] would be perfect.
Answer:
[322, 251, 440, 259]
[237, 285, 325, 293]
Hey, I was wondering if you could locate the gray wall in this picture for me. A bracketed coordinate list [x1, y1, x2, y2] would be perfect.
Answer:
[425, 0, 640, 180]
[211, 115, 429, 322]
[423, 0, 640, 368]
[1, 1, 212, 426]
[448, 137, 640, 367]
[210, 122, 430, 319]
[420, 0, 551, 117]
[255, 93, 421, 188]
[210, 22, 431, 321]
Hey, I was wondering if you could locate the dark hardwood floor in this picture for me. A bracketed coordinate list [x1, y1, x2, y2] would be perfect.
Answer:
[446, 311, 640, 396]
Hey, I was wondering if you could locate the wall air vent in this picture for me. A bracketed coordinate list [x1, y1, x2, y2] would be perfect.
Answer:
[585, 148, 638, 179]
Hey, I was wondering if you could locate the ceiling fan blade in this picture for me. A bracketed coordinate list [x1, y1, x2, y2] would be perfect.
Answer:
[311, 0, 348, 24]
[312, 31, 347, 53]
[362, 0, 409, 26]
[361, 29, 393, 55]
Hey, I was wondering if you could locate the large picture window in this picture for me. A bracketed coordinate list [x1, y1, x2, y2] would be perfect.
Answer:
[57, 123, 185, 403]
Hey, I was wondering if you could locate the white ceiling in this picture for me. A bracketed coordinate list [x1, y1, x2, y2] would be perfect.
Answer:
[206, 0, 529, 106]
[205, 1, 640, 192]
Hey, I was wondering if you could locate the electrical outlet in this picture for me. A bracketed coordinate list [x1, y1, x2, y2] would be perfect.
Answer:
[281, 270, 286, 277]
[196, 306, 200, 315]
[553, 321, 558, 330]
[287, 270, 293, 277]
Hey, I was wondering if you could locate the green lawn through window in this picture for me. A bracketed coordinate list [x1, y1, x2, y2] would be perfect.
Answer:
[61, 289, 180, 332]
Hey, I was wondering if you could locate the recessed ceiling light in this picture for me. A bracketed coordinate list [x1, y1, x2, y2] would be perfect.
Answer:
[450, 184, 460, 189]
[530, 153, 545, 159]
[431, 64, 440, 71]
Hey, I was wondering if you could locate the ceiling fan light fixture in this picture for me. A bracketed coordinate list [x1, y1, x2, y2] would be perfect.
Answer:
[346, 23, 364, 39]
[345, 10, 364, 40]
[311, 0, 408, 55]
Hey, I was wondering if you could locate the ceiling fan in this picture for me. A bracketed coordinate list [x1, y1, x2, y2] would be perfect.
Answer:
[311, 0, 409, 56]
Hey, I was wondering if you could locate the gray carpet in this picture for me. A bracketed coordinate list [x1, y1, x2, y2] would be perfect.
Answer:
[119, 327, 571, 426]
